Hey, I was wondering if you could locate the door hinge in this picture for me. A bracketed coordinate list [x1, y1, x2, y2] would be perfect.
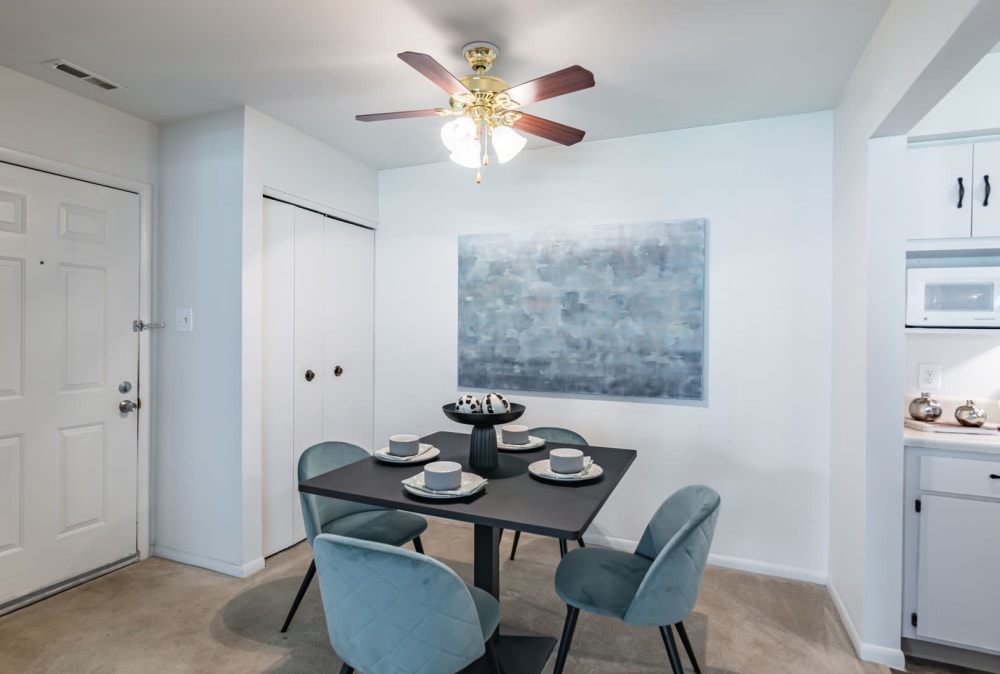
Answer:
[133, 319, 165, 332]
[911, 612, 918, 628]
[915, 498, 921, 513]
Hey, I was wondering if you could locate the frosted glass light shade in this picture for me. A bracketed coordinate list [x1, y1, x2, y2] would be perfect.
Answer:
[449, 143, 481, 168]
[441, 117, 476, 153]
[492, 125, 527, 163]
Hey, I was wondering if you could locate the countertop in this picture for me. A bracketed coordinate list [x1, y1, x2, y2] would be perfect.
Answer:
[904, 425, 1000, 455]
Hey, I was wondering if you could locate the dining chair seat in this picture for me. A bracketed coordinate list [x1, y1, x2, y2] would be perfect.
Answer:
[553, 547, 652, 618]
[314, 533, 501, 674]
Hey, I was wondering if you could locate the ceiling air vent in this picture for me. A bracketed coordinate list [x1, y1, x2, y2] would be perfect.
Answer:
[48, 59, 123, 91]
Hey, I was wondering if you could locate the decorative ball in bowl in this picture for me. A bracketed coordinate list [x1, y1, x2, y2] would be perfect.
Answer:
[442, 401, 525, 426]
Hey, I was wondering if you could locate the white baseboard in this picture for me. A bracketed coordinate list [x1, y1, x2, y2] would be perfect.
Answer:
[151, 545, 265, 579]
[707, 552, 827, 585]
[828, 578, 906, 670]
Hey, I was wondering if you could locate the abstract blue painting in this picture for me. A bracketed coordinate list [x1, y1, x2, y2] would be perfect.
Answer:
[457, 220, 707, 401]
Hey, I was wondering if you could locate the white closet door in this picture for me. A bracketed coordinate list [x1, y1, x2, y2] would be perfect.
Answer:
[261, 199, 375, 557]
[322, 219, 374, 450]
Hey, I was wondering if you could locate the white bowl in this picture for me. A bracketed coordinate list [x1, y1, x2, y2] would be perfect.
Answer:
[389, 434, 420, 456]
[549, 448, 585, 473]
[501, 424, 530, 445]
[424, 461, 463, 491]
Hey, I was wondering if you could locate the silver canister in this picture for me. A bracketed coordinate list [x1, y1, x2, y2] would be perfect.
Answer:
[955, 400, 987, 427]
[908, 392, 942, 422]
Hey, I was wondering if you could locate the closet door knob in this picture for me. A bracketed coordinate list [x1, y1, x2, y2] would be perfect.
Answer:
[334, 366, 344, 377]
[305, 369, 315, 382]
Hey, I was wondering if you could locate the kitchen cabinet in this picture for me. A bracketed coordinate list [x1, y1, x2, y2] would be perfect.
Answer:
[261, 197, 375, 557]
[903, 447, 1000, 657]
[907, 141, 1000, 240]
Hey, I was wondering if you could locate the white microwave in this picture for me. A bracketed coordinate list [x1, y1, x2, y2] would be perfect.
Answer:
[906, 267, 1000, 328]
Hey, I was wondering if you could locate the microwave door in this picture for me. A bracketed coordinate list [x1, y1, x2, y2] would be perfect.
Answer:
[908, 276, 1000, 327]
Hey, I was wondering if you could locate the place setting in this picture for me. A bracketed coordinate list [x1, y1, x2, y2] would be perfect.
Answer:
[528, 447, 604, 483]
[373, 434, 440, 464]
[401, 460, 488, 500]
[496, 424, 546, 452]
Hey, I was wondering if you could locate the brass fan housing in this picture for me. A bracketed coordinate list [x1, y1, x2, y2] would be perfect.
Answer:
[463, 41, 499, 73]
[450, 42, 520, 126]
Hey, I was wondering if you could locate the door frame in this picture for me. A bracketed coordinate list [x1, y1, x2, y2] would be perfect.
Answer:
[0, 146, 153, 560]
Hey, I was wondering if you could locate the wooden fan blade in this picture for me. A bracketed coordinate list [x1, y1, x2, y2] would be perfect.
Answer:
[503, 65, 595, 106]
[512, 113, 586, 146]
[356, 109, 453, 122]
[398, 51, 470, 94]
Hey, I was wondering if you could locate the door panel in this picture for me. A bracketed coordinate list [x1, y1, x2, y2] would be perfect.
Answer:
[907, 144, 973, 239]
[972, 142, 1000, 237]
[0, 162, 139, 608]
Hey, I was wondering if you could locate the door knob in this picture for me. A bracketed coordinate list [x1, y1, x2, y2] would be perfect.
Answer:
[334, 365, 344, 377]
[305, 369, 315, 382]
[119, 400, 138, 414]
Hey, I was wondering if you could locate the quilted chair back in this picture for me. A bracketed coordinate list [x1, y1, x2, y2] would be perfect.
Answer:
[313, 533, 486, 674]
[298, 441, 383, 545]
[624, 484, 721, 627]
[528, 427, 589, 445]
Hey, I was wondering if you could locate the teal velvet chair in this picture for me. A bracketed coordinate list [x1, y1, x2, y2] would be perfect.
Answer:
[551, 485, 721, 674]
[503, 427, 589, 560]
[280, 441, 428, 633]
[313, 533, 502, 674]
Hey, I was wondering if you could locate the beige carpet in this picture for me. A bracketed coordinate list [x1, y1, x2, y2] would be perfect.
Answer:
[0, 519, 900, 673]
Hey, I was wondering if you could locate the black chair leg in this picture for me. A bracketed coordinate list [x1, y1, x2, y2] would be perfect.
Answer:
[412, 535, 424, 554]
[338, 664, 354, 674]
[675, 620, 701, 673]
[484, 635, 503, 674]
[576, 537, 586, 548]
[280, 559, 316, 632]
[509, 530, 520, 560]
[553, 605, 580, 674]
[659, 624, 685, 674]
[558, 538, 568, 557]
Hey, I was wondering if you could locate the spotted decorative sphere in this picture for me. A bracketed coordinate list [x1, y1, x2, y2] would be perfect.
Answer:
[456, 394, 481, 413]
[481, 392, 510, 414]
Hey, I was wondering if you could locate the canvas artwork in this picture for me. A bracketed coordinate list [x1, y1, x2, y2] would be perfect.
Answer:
[457, 219, 707, 401]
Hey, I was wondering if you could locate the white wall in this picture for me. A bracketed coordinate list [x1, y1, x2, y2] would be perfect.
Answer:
[154, 108, 248, 575]
[910, 53, 1000, 139]
[375, 112, 834, 579]
[830, 0, 1000, 666]
[154, 106, 380, 576]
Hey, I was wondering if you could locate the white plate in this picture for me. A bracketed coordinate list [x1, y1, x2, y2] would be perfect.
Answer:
[496, 434, 546, 451]
[528, 459, 603, 482]
[402, 471, 488, 499]
[374, 444, 439, 464]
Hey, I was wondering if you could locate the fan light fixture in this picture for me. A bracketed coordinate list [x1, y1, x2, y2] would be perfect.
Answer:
[356, 43, 595, 184]
[442, 42, 527, 182]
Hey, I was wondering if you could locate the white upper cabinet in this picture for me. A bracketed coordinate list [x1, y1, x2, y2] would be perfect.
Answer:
[907, 141, 1000, 240]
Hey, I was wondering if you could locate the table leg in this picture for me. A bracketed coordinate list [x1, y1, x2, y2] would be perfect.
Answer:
[467, 524, 555, 674]
[473, 523, 500, 597]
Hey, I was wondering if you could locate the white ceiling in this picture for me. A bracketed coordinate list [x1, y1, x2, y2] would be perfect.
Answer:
[0, 0, 891, 170]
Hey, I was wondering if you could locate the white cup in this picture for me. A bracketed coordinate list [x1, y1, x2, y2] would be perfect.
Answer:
[424, 461, 463, 491]
[389, 434, 420, 456]
[549, 448, 585, 473]
[501, 424, 530, 445]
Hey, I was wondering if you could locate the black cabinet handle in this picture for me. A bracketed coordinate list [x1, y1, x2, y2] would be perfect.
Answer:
[957, 177, 965, 208]
[984, 175, 991, 207]
[991, 473, 1000, 479]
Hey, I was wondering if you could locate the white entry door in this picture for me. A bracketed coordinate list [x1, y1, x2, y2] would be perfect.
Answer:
[0, 161, 140, 610]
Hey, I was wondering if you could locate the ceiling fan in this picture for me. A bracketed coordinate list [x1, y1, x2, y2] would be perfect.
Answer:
[356, 42, 595, 181]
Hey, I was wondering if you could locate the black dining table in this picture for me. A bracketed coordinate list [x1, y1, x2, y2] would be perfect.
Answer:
[299, 429, 637, 674]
